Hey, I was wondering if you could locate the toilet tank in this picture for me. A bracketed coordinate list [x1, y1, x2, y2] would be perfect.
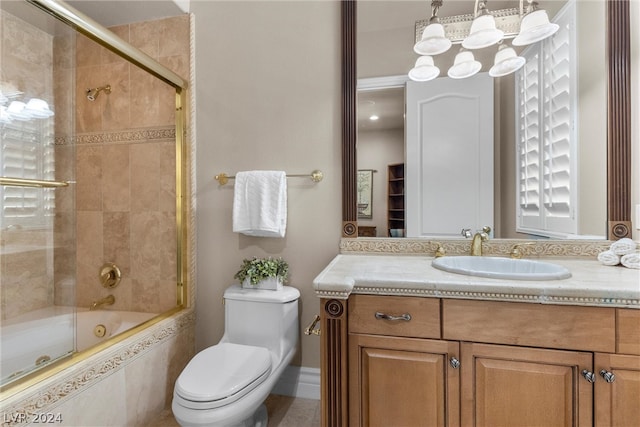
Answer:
[222, 285, 300, 360]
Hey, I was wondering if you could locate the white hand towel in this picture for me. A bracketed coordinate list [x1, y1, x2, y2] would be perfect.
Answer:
[621, 253, 640, 269]
[597, 250, 620, 266]
[610, 238, 638, 255]
[233, 170, 287, 238]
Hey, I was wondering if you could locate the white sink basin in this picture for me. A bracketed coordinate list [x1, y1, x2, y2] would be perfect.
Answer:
[431, 256, 571, 281]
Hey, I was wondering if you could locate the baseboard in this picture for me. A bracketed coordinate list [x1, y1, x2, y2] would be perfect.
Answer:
[272, 365, 320, 400]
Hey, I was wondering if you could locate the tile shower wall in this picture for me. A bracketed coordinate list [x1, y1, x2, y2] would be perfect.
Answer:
[72, 15, 189, 313]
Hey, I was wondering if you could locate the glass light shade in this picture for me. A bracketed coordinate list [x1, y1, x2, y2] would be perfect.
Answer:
[512, 10, 559, 46]
[6, 100, 30, 121]
[462, 14, 504, 49]
[0, 105, 12, 124]
[24, 98, 54, 118]
[448, 50, 482, 79]
[414, 23, 452, 56]
[489, 44, 526, 77]
[408, 56, 440, 82]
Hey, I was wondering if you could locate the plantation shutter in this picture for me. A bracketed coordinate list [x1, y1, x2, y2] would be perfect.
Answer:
[517, 50, 541, 228]
[0, 120, 55, 228]
[516, 0, 576, 237]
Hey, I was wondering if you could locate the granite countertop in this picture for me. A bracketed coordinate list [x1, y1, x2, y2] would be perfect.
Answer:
[313, 254, 640, 308]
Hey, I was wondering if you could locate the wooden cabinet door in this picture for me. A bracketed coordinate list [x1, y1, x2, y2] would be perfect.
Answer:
[349, 334, 460, 427]
[461, 342, 593, 427]
[595, 353, 640, 426]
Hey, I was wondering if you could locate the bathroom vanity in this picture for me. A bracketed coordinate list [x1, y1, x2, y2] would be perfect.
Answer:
[313, 240, 640, 427]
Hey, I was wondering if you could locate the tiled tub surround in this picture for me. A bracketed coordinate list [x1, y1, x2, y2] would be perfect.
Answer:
[0, 310, 195, 427]
[71, 127, 179, 313]
[68, 14, 190, 314]
[0, 13, 194, 427]
[314, 239, 640, 307]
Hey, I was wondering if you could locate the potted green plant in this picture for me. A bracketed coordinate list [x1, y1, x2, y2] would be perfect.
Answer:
[234, 257, 289, 290]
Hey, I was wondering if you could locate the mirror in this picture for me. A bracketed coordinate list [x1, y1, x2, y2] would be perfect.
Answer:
[341, 0, 632, 240]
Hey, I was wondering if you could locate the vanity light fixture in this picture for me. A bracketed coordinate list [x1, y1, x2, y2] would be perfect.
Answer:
[512, 3, 559, 45]
[409, 0, 559, 81]
[408, 55, 441, 82]
[413, 0, 452, 56]
[488, 43, 526, 77]
[462, 1, 504, 50]
[448, 48, 482, 79]
[369, 115, 379, 121]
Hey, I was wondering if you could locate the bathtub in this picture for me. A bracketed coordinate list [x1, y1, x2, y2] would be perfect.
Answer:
[1, 307, 156, 385]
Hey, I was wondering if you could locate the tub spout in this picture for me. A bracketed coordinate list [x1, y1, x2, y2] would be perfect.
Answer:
[90, 295, 115, 311]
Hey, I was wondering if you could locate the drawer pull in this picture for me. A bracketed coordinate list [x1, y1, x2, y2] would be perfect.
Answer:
[375, 312, 411, 322]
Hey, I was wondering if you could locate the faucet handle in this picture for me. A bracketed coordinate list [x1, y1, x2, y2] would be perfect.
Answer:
[431, 242, 446, 258]
[100, 262, 121, 288]
[510, 242, 535, 259]
[481, 226, 492, 234]
[461, 228, 472, 238]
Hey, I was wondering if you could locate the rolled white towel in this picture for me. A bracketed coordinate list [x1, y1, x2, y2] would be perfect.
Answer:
[597, 250, 620, 266]
[610, 238, 638, 255]
[620, 253, 640, 269]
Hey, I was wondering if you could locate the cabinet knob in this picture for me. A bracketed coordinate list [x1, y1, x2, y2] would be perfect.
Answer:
[450, 357, 461, 369]
[599, 369, 616, 383]
[374, 312, 411, 322]
[581, 369, 596, 383]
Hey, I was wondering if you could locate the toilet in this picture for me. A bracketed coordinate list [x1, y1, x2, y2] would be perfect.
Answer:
[172, 284, 300, 427]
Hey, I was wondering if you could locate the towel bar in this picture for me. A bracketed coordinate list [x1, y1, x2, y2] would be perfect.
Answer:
[0, 177, 70, 188]
[214, 170, 323, 186]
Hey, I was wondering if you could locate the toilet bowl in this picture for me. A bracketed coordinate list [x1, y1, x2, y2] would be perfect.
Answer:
[172, 285, 300, 427]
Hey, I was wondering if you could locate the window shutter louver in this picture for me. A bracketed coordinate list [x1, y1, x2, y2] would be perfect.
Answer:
[516, 0, 576, 237]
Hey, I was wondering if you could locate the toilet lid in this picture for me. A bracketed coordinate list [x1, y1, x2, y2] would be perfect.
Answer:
[175, 343, 272, 409]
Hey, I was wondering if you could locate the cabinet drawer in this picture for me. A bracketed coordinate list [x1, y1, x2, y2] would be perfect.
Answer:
[443, 299, 615, 353]
[348, 294, 440, 339]
[618, 309, 640, 355]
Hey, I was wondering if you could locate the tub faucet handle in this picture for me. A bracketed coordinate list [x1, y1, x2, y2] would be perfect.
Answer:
[100, 263, 121, 288]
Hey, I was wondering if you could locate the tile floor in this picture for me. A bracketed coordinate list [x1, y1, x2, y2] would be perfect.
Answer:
[149, 395, 321, 427]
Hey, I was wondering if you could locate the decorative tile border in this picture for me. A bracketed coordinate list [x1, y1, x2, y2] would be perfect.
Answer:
[55, 126, 176, 146]
[339, 238, 613, 258]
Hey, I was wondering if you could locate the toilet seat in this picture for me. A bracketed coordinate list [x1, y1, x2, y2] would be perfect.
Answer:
[174, 343, 272, 410]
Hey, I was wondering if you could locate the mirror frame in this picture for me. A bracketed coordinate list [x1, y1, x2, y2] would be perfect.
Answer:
[341, 0, 632, 240]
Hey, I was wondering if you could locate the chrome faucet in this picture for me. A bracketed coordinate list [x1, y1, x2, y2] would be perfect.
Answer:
[90, 295, 115, 311]
[469, 226, 491, 256]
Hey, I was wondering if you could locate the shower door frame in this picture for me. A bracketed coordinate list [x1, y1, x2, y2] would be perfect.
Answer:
[1, 0, 190, 396]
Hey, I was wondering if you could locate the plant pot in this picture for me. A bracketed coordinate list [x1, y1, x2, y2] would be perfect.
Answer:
[242, 277, 283, 290]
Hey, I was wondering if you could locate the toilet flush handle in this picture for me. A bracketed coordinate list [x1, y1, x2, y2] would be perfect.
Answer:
[304, 315, 321, 336]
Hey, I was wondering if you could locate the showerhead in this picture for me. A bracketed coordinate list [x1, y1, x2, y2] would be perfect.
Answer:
[86, 84, 111, 101]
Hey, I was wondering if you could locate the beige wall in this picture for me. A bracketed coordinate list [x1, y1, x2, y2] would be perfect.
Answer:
[192, 1, 342, 369]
